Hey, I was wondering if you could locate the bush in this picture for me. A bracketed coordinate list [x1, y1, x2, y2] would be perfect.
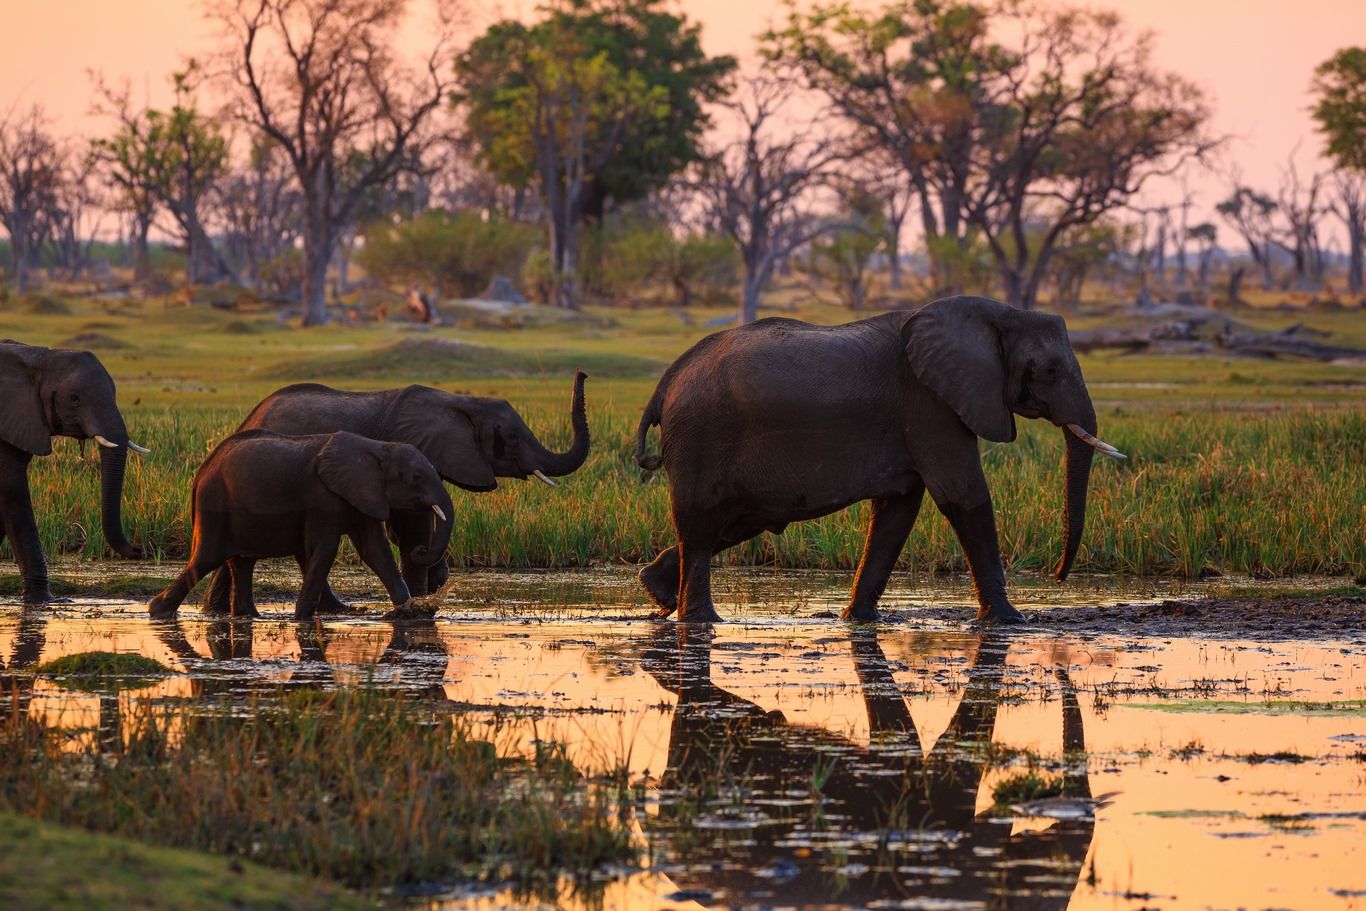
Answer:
[581, 217, 738, 307]
[358, 209, 538, 300]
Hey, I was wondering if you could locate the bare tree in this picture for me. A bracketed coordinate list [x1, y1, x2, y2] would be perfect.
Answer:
[50, 153, 105, 278]
[1329, 171, 1365, 294]
[1216, 180, 1278, 290]
[692, 75, 844, 325]
[1273, 155, 1328, 290]
[215, 0, 457, 325]
[0, 105, 64, 292]
[217, 135, 303, 293]
[1186, 222, 1217, 302]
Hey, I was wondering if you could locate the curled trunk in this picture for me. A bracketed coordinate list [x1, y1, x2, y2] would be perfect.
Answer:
[1054, 424, 1096, 582]
[408, 487, 454, 567]
[99, 444, 139, 558]
[521, 370, 590, 478]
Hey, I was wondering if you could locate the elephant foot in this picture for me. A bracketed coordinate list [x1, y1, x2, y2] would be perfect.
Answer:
[976, 603, 1029, 625]
[677, 602, 723, 624]
[148, 595, 178, 620]
[840, 603, 880, 623]
[638, 566, 679, 616]
[382, 598, 437, 622]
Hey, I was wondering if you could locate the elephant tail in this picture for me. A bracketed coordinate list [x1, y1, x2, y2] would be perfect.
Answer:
[634, 392, 663, 472]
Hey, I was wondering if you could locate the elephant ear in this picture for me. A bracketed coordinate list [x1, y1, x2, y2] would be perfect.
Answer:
[384, 386, 497, 492]
[316, 432, 390, 520]
[0, 343, 52, 456]
[904, 297, 1016, 443]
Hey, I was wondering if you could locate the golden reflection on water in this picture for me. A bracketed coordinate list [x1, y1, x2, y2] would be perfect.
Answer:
[1, 573, 1364, 909]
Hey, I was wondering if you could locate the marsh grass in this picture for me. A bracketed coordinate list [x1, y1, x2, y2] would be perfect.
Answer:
[35, 651, 171, 692]
[6, 291, 1364, 581]
[0, 686, 635, 892]
[991, 770, 1084, 811]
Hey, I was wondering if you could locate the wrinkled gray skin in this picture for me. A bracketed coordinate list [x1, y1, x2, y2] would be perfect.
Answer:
[635, 296, 1099, 623]
[0, 340, 141, 604]
[149, 430, 454, 620]
[202, 371, 589, 614]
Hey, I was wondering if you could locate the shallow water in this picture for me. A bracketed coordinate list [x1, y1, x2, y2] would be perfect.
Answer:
[2, 565, 1364, 909]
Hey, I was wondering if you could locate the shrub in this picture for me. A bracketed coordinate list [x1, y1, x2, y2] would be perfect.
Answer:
[358, 209, 538, 300]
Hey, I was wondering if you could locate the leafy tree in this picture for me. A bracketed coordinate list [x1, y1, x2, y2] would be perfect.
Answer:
[357, 209, 537, 300]
[768, 1, 1213, 309]
[92, 66, 233, 285]
[1312, 47, 1366, 292]
[454, 0, 735, 307]
[809, 185, 886, 310]
[1216, 185, 1279, 290]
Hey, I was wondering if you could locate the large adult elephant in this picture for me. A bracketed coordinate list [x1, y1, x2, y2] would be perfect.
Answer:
[634, 296, 1124, 623]
[0, 340, 145, 604]
[203, 371, 589, 613]
[643, 625, 1095, 908]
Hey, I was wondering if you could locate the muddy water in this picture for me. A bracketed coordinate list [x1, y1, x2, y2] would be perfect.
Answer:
[2, 566, 1364, 910]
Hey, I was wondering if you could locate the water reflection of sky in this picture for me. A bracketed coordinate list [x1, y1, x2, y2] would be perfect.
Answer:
[1, 568, 1364, 910]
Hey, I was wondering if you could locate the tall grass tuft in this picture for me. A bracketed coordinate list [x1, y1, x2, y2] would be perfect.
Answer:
[0, 686, 635, 891]
[16, 402, 1365, 580]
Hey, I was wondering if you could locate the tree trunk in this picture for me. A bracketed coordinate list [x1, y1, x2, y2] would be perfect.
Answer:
[301, 224, 332, 326]
[739, 270, 761, 325]
[13, 230, 30, 293]
[132, 215, 151, 283]
[1228, 266, 1245, 305]
[887, 229, 902, 291]
[1348, 221, 1363, 294]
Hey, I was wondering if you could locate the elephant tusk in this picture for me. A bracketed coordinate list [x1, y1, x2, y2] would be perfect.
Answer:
[1066, 423, 1127, 460]
[94, 435, 119, 449]
[532, 470, 559, 488]
[128, 441, 151, 455]
[431, 504, 447, 522]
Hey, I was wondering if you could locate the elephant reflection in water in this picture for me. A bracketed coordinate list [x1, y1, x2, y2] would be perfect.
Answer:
[643, 625, 1095, 908]
[0, 608, 47, 715]
[154, 619, 451, 700]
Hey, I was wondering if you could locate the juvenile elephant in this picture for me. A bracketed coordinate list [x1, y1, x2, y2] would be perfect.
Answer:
[148, 430, 453, 620]
[201, 371, 589, 613]
[0, 340, 146, 604]
[634, 296, 1125, 623]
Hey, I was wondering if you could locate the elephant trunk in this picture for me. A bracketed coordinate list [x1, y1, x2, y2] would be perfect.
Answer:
[408, 487, 454, 567]
[522, 370, 589, 479]
[1054, 415, 1096, 583]
[99, 443, 139, 559]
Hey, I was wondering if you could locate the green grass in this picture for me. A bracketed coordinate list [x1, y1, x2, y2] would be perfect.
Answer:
[0, 812, 370, 911]
[991, 770, 1084, 811]
[36, 652, 172, 692]
[1127, 699, 1366, 716]
[4, 289, 1364, 580]
[0, 686, 635, 894]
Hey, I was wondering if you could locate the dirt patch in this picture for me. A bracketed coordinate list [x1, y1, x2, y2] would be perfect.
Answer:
[1027, 594, 1366, 638]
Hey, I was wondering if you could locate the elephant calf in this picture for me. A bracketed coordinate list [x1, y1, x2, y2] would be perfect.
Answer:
[148, 430, 453, 620]
[634, 295, 1126, 624]
[1, 340, 146, 604]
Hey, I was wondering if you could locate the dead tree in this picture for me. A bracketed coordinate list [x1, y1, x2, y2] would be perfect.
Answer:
[216, 0, 456, 325]
[1274, 154, 1328, 290]
[1329, 171, 1365, 294]
[1216, 181, 1278, 290]
[0, 105, 63, 292]
[692, 74, 844, 325]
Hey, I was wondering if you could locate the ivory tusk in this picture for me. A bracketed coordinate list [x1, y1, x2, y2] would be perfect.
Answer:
[128, 441, 151, 455]
[532, 470, 559, 488]
[94, 435, 119, 449]
[1065, 423, 1128, 460]
[431, 504, 448, 522]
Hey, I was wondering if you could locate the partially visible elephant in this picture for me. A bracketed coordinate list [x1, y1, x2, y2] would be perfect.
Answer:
[202, 370, 589, 613]
[643, 625, 1095, 908]
[148, 430, 453, 620]
[0, 340, 146, 604]
[634, 296, 1124, 623]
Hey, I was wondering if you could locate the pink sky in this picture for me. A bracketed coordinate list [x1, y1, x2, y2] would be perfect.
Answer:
[3, 0, 1360, 231]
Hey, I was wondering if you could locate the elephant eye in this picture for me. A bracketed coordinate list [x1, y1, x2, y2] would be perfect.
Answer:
[69, 392, 80, 404]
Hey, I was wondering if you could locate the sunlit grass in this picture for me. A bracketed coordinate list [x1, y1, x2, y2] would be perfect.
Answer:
[4, 290, 1364, 580]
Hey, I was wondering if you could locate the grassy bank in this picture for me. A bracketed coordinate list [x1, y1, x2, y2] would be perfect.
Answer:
[5, 290, 1364, 580]
[0, 686, 635, 895]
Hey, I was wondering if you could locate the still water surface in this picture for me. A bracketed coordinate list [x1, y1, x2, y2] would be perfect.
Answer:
[2, 567, 1363, 910]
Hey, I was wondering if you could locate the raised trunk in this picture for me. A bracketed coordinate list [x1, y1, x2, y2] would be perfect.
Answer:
[99, 444, 139, 558]
[1054, 418, 1096, 582]
[408, 487, 454, 567]
[521, 370, 590, 478]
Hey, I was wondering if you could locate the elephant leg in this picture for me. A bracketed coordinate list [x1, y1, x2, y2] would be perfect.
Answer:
[0, 457, 53, 605]
[149, 547, 230, 620]
[227, 557, 261, 619]
[389, 510, 433, 597]
[295, 534, 341, 621]
[925, 465, 1023, 624]
[288, 555, 351, 615]
[843, 484, 926, 622]
[676, 533, 721, 623]
[202, 566, 234, 615]
[639, 546, 680, 615]
[352, 522, 413, 607]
